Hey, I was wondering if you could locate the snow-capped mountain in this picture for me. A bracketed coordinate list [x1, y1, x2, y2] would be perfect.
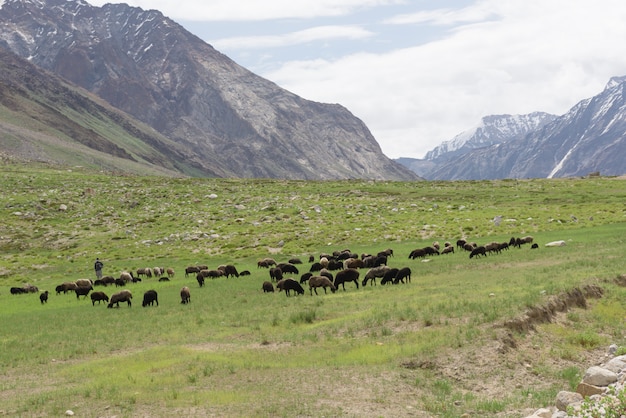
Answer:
[399, 77, 626, 180]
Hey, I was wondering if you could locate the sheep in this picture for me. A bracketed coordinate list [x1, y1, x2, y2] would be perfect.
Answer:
[456, 239, 467, 250]
[299, 272, 313, 284]
[101, 276, 116, 285]
[469, 246, 487, 258]
[158, 277, 170, 282]
[10, 287, 26, 295]
[222, 264, 239, 278]
[39, 290, 49, 304]
[408, 248, 426, 259]
[361, 266, 389, 286]
[463, 243, 476, 252]
[309, 276, 336, 295]
[185, 266, 200, 277]
[276, 263, 299, 275]
[309, 262, 323, 272]
[239, 270, 251, 276]
[422, 246, 439, 256]
[180, 286, 191, 304]
[257, 258, 276, 268]
[441, 246, 454, 255]
[166, 268, 175, 278]
[319, 268, 334, 282]
[24, 284, 38, 293]
[288, 258, 303, 265]
[334, 268, 360, 291]
[59, 281, 78, 294]
[196, 273, 205, 287]
[75, 285, 93, 299]
[394, 267, 412, 284]
[276, 279, 304, 296]
[119, 272, 133, 283]
[269, 267, 283, 282]
[75, 279, 93, 288]
[90, 291, 109, 306]
[153, 267, 162, 277]
[380, 268, 399, 286]
[142, 290, 159, 307]
[319, 257, 329, 268]
[531, 243, 539, 249]
[107, 290, 133, 308]
[262, 281, 275, 293]
[378, 248, 394, 258]
[344, 258, 364, 269]
[114, 278, 126, 287]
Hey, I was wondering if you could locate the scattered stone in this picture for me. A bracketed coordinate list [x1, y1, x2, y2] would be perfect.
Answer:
[59, 204, 68, 211]
[576, 382, 604, 398]
[582, 366, 617, 386]
[65, 410, 74, 416]
[555, 391, 583, 412]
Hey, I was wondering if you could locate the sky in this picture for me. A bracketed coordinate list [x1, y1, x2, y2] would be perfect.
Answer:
[82, 1, 626, 158]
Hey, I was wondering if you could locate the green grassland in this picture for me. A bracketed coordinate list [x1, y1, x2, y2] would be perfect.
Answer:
[1, 162, 625, 417]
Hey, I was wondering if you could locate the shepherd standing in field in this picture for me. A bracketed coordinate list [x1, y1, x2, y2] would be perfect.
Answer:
[94, 258, 103, 280]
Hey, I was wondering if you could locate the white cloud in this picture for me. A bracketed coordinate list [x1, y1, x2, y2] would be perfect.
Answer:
[263, 0, 626, 158]
[211, 25, 374, 50]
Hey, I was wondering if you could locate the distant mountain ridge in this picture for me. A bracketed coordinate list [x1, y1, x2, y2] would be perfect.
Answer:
[398, 77, 626, 180]
[0, 0, 418, 180]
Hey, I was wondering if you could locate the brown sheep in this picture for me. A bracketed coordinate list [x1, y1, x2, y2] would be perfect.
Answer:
[166, 268, 175, 278]
[185, 266, 200, 277]
[119, 272, 133, 283]
[107, 290, 132, 308]
[180, 287, 191, 304]
[75, 279, 93, 288]
[90, 291, 109, 306]
[308, 276, 336, 295]
[59, 282, 77, 294]
[363, 266, 390, 286]
[344, 258, 364, 269]
[101, 276, 116, 286]
[262, 281, 275, 293]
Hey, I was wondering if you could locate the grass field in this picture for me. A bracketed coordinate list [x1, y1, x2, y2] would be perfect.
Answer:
[1, 163, 625, 417]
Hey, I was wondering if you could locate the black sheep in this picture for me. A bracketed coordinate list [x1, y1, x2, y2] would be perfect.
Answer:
[334, 268, 360, 291]
[75, 285, 92, 299]
[469, 246, 487, 258]
[276, 279, 304, 296]
[380, 268, 399, 286]
[39, 290, 49, 304]
[394, 267, 412, 284]
[142, 290, 158, 307]
[262, 281, 275, 293]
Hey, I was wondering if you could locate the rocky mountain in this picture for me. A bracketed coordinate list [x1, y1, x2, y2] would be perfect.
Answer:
[0, 0, 418, 180]
[422, 77, 626, 180]
[0, 45, 209, 176]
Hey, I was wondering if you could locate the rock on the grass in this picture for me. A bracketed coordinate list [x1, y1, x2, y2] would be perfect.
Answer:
[582, 366, 618, 386]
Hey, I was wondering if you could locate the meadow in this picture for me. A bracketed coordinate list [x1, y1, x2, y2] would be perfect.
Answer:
[1, 162, 625, 417]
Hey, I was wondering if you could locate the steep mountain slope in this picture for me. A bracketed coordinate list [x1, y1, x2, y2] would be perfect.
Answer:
[428, 77, 626, 180]
[0, 45, 210, 176]
[0, 0, 418, 180]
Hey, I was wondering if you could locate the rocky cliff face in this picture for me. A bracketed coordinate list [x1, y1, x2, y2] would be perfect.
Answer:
[0, 0, 418, 180]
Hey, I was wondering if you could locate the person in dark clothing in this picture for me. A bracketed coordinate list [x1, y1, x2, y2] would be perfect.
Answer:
[94, 258, 103, 279]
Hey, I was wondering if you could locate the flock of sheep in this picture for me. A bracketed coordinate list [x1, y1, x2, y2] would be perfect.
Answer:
[8, 235, 538, 306]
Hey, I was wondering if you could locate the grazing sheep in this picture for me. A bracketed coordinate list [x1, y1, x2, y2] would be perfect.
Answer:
[75, 279, 93, 288]
[309, 262, 323, 272]
[378, 248, 394, 258]
[158, 277, 170, 282]
[75, 285, 93, 299]
[531, 243, 539, 249]
[180, 286, 191, 304]
[276, 279, 304, 296]
[55, 284, 64, 295]
[39, 290, 49, 304]
[456, 239, 467, 250]
[142, 290, 159, 307]
[196, 273, 205, 287]
[441, 246, 454, 255]
[463, 243, 476, 252]
[239, 270, 251, 276]
[153, 267, 162, 277]
[90, 291, 109, 306]
[114, 278, 126, 287]
[334, 268, 360, 291]
[319, 268, 334, 282]
[408, 248, 426, 259]
[277, 263, 299, 275]
[299, 272, 313, 284]
[101, 276, 116, 286]
[59, 281, 78, 294]
[469, 246, 487, 259]
[185, 266, 200, 277]
[107, 290, 133, 308]
[24, 284, 38, 293]
[309, 276, 336, 295]
[257, 258, 276, 268]
[166, 268, 175, 278]
[422, 247, 440, 256]
[269, 267, 283, 282]
[344, 258, 364, 269]
[363, 266, 390, 286]
[379, 268, 399, 286]
[394, 267, 412, 284]
[10, 287, 26, 295]
[119, 272, 133, 283]
[262, 281, 275, 293]
[223, 264, 239, 278]
[308, 255, 315, 263]
[288, 258, 303, 265]
[319, 257, 329, 269]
